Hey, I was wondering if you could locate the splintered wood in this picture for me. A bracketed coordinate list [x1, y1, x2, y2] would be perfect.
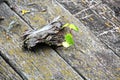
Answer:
[22, 20, 65, 49]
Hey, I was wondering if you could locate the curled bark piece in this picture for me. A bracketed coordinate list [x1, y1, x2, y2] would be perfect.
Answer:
[22, 21, 65, 49]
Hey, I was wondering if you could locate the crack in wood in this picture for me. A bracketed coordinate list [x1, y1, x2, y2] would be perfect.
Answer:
[52, 48, 87, 80]
[0, 48, 28, 80]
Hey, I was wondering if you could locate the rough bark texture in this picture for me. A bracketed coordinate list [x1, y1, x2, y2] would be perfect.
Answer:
[22, 21, 65, 49]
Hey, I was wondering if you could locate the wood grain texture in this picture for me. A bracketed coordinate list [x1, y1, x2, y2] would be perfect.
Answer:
[58, 0, 120, 57]
[57, 0, 120, 79]
[6, 0, 120, 80]
[101, 0, 120, 17]
[0, 3, 83, 80]
[0, 56, 22, 80]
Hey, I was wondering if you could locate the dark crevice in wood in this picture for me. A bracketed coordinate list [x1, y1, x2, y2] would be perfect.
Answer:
[52, 48, 87, 80]
[0, 50, 28, 80]
[3, 1, 34, 30]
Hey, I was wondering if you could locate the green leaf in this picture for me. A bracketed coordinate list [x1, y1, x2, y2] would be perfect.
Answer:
[62, 23, 78, 48]
[62, 23, 79, 31]
[65, 33, 74, 45]
[62, 33, 74, 48]
[62, 23, 70, 28]
[69, 24, 79, 31]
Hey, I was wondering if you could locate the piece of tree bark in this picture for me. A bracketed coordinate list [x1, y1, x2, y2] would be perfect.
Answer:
[22, 21, 65, 49]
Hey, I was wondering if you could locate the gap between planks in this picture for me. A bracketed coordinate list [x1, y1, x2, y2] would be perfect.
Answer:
[0, 50, 28, 80]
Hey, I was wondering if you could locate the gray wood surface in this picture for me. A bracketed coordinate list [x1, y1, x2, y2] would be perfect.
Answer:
[0, 2, 83, 80]
[4, 0, 120, 80]
[57, 1, 120, 79]
[57, 0, 120, 57]
[0, 56, 22, 80]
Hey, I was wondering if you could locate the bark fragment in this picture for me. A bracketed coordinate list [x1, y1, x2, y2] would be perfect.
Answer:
[22, 21, 65, 49]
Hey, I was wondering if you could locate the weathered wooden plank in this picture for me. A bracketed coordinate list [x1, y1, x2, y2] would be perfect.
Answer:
[0, 2, 83, 80]
[0, 56, 22, 80]
[101, 0, 120, 18]
[57, 1, 120, 79]
[6, 0, 120, 80]
[57, 0, 120, 79]
[57, 0, 120, 57]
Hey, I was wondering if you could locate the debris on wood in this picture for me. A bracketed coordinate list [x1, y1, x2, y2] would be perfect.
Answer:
[7, 20, 17, 33]
[0, 20, 21, 40]
[21, 9, 30, 15]
[22, 16, 79, 49]
[22, 17, 65, 49]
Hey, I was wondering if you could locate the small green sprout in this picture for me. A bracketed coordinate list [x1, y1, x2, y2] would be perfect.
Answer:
[62, 33, 74, 48]
[62, 23, 79, 48]
[63, 23, 79, 31]
[65, 33, 74, 45]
